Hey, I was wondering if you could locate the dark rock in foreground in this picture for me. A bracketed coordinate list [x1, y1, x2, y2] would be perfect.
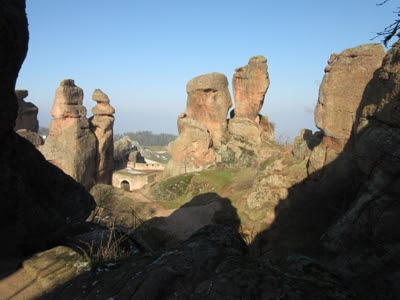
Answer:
[0, 0, 95, 261]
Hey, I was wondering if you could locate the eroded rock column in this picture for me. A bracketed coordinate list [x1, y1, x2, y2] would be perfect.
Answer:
[185, 72, 232, 147]
[40, 79, 97, 190]
[164, 73, 232, 177]
[89, 89, 115, 185]
[229, 55, 274, 143]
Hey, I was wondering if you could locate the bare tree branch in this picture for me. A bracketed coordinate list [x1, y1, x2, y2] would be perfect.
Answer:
[374, 0, 400, 47]
[377, 0, 390, 6]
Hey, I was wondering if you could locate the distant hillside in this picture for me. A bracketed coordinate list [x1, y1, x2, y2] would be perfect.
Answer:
[114, 131, 176, 147]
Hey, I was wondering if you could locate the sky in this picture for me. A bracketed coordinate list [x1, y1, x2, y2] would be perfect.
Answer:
[16, 0, 398, 140]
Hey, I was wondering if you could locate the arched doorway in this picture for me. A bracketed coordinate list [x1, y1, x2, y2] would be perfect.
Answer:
[120, 180, 130, 192]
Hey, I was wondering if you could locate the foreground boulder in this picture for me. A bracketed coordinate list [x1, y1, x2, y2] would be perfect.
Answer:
[0, 1, 95, 259]
[39, 79, 97, 190]
[37, 225, 355, 299]
[89, 89, 115, 185]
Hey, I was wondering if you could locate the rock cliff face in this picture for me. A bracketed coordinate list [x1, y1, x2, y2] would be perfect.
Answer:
[320, 40, 400, 292]
[315, 44, 384, 147]
[283, 43, 400, 296]
[14, 89, 39, 132]
[39, 79, 97, 190]
[0, 1, 95, 258]
[89, 89, 115, 185]
[308, 44, 385, 175]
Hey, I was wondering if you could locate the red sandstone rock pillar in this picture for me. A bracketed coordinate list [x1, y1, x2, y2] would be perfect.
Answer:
[89, 89, 115, 185]
[185, 72, 232, 147]
[229, 55, 274, 143]
[232, 55, 270, 121]
[39, 79, 97, 190]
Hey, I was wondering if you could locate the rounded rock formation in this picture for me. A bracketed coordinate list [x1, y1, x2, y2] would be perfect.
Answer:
[185, 72, 232, 147]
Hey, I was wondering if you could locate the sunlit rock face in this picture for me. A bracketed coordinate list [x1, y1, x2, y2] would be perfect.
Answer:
[14, 89, 39, 132]
[165, 73, 232, 177]
[308, 44, 385, 175]
[164, 113, 216, 178]
[165, 56, 278, 177]
[40, 79, 97, 190]
[314, 44, 385, 149]
[229, 55, 274, 144]
[185, 72, 232, 148]
[232, 55, 270, 121]
[89, 89, 115, 185]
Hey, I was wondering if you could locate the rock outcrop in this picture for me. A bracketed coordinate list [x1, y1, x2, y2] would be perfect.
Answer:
[39, 79, 97, 190]
[164, 113, 216, 177]
[228, 55, 273, 144]
[114, 136, 138, 169]
[34, 225, 355, 299]
[308, 44, 385, 175]
[16, 128, 44, 146]
[185, 72, 232, 147]
[320, 40, 400, 294]
[232, 55, 270, 120]
[89, 89, 115, 185]
[165, 57, 277, 178]
[14, 89, 39, 132]
[165, 73, 231, 177]
[0, 1, 95, 260]
[315, 44, 384, 147]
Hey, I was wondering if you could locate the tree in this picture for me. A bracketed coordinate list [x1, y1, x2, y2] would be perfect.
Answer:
[375, 0, 400, 46]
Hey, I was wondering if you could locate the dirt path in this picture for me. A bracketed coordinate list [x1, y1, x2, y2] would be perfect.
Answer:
[127, 189, 174, 218]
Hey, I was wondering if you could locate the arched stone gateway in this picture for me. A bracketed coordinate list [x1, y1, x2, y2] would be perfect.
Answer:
[120, 180, 131, 192]
[112, 169, 157, 191]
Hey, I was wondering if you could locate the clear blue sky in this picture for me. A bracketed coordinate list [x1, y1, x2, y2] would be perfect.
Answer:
[16, 0, 397, 139]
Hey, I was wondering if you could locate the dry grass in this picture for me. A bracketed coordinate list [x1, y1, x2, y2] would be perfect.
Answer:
[77, 224, 132, 270]
[239, 224, 256, 245]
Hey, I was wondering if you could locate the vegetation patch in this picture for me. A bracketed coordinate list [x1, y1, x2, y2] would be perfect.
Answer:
[77, 225, 133, 271]
[259, 153, 283, 171]
[150, 173, 195, 201]
[192, 169, 236, 190]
